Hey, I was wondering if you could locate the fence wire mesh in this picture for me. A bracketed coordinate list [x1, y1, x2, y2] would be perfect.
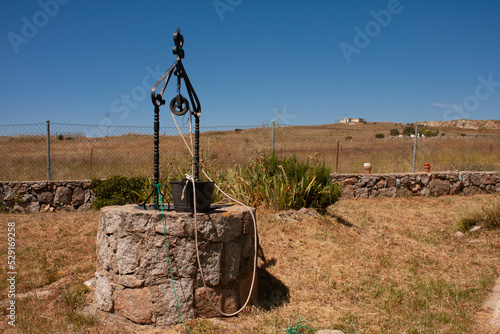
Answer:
[0, 122, 499, 181]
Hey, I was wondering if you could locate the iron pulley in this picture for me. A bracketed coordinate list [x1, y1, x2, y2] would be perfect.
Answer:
[170, 95, 190, 116]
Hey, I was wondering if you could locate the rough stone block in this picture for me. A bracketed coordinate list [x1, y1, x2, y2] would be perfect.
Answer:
[341, 185, 355, 199]
[82, 180, 92, 189]
[355, 187, 369, 199]
[84, 189, 93, 203]
[358, 176, 375, 187]
[451, 181, 464, 195]
[123, 211, 149, 234]
[470, 173, 484, 186]
[429, 179, 451, 196]
[96, 275, 113, 312]
[169, 238, 197, 278]
[154, 213, 193, 238]
[101, 207, 124, 235]
[37, 191, 53, 204]
[54, 186, 72, 205]
[2, 185, 13, 200]
[409, 183, 421, 193]
[25, 201, 40, 213]
[386, 177, 397, 188]
[195, 287, 238, 318]
[342, 177, 357, 185]
[65, 182, 77, 189]
[397, 187, 410, 197]
[77, 203, 92, 211]
[447, 173, 459, 183]
[197, 243, 222, 286]
[198, 211, 242, 243]
[139, 245, 170, 282]
[115, 287, 153, 324]
[72, 187, 85, 207]
[31, 182, 47, 191]
[116, 236, 139, 275]
[378, 187, 396, 198]
[223, 241, 241, 283]
[117, 275, 145, 288]
[435, 173, 448, 180]
[462, 186, 484, 196]
[156, 279, 194, 326]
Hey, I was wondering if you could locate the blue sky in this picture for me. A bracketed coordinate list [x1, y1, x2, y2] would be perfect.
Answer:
[1, 0, 499, 127]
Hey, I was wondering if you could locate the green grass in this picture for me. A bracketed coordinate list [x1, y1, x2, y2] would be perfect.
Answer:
[455, 198, 500, 232]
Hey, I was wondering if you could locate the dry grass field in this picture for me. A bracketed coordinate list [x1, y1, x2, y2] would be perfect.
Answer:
[1, 194, 500, 333]
[1, 121, 499, 181]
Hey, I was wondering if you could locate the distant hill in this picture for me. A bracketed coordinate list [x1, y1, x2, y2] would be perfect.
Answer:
[418, 119, 500, 130]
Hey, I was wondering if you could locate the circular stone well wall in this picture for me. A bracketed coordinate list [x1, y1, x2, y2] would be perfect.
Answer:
[95, 204, 257, 328]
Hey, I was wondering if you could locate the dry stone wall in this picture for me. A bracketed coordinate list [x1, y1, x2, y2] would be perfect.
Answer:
[331, 171, 500, 199]
[0, 180, 93, 212]
[1, 171, 498, 212]
[95, 204, 257, 328]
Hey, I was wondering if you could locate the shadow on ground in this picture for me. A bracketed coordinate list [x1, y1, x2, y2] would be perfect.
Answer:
[256, 245, 289, 310]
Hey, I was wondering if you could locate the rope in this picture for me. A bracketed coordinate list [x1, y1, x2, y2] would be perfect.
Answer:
[280, 317, 314, 333]
[156, 183, 193, 334]
[171, 111, 259, 317]
[281, 317, 359, 334]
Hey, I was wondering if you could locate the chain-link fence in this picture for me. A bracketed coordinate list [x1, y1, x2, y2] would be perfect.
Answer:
[1, 121, 499, 181]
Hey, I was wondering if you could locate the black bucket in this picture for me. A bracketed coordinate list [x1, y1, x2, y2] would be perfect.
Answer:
[170, 180, 214, 213]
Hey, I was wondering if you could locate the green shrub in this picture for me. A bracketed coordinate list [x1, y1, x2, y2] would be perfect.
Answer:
[375, 133, 385, 139]
[423, 129, 439, 137]
[91, 175, 147, 209]
[403, 126, 415, 136]
[390, 129, 400, 136]
[345, 136, 352, 140]
[227, 154, 341, 212]
[455, 199, 500, 232]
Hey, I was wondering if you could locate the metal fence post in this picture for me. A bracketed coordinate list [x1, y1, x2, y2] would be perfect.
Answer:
[336, 141, 340, 173]
[271, 121, 275, 155]
[412, 124, 418, 173]
[46, 120, 51, 180]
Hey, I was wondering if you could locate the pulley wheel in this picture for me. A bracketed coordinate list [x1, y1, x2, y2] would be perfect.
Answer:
[170, 95, 189, 116]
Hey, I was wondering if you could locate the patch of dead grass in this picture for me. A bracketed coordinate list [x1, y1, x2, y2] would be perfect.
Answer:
[1, 195, 500, 333]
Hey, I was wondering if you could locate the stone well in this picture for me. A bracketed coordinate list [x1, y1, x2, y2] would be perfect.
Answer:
[95, 204, 257, 328]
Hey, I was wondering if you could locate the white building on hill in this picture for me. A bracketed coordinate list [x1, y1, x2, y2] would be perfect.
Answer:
[340, 117, 364, 124]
